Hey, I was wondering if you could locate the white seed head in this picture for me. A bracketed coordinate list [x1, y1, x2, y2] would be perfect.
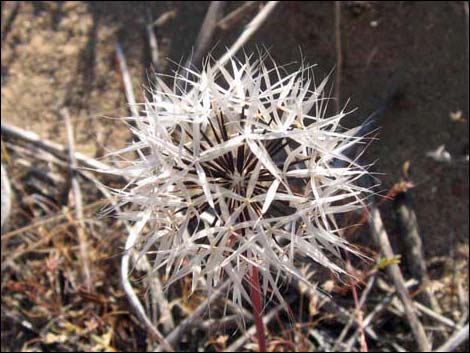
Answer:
[110, 55, 372, 306]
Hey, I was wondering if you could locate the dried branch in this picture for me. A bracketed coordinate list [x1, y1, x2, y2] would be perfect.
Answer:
[368, 206, 431, 351]
[297, 278, 386, 350]
[217, 1, 258, 30]
[147, 22, 161, 71]
[146, 10, 176, 71]
[121, 212, 174, 352]
[345, 279, 417, 351]
[115, 42, 139, 119]
[414, 302, 459, 329]
[116, 40, 176, 339]
[62, 108, 92, 290]
[151, 10, 177, 28]
[434, 323, 469, 352]
[334, 275, 376, 351]
[131, 251, 175, 334]
[1, 163, 12, 232]
[334, 1, 342, 114]
[394, 190, 441, 313]
[156, 281, 231, 351]
[200, 314, 249, 331]
[1, 123, 118, 177]
[185, 1, 226, 71]
[215, 1, 279, 68]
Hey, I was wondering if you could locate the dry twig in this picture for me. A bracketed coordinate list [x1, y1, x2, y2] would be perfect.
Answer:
[1, 123, 117, 176]
[334, 1, 342, 114]
[344, 279, 417, 352]
[434, 323, 469, 352]
[147, 22, 161, 71]
[146, 10, 176, 71]
[62, 108, 92, 290]
[215, 1, 279, 68]
[152, 10, 177, 28]
[368, 205, 431, 351]
[156, 281, 231, 351]
[121, 211, 174, 352]
[334, 275, 376, 351]
[185, 1, 226, 71]
[394, 190, 441, 313]
[1, 163, 12, 232]
[115, 43, 176, 344]
[115, 42, 140, 119]
[217, 1, 258, 30]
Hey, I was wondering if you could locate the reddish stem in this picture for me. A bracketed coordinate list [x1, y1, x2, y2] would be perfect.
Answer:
[249, 265, 267, 352]
[346, 259, 368, 352]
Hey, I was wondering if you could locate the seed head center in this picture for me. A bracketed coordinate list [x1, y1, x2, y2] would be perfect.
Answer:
[231, 172, 246, 189]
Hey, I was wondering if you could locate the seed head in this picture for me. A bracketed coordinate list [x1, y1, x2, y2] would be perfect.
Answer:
[110, 55, 372, 306]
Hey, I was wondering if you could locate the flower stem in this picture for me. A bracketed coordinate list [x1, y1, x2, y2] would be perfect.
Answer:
[249, 265, 267, 352]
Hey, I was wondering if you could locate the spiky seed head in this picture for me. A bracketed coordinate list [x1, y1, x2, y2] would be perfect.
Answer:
[108, 55, 372, 306]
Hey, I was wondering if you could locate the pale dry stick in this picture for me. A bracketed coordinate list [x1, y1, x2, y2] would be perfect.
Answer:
[457, 279, 469, 326]
[215, 1, 279, 69]
[115, 43, 176, 337]
[414, 302, 460, 330]
[310, 328, 334, 351]
[184, 1, 226, 72]
[345, 279, 417, 351]
[297, 278, 389, 350]
[1, 123, 117, 176]
[147, 21, 160, 71]
[334, 275, 377, 350]
[62, 108, 92, 290]
[334, 1, 342, 114]
[102, 189, 175, 335]
[394, 191, 441, 313]
[217, 1, 258, 30]
[434, 323, 469, 352]
[3, 140, 112, 205]
[147, 10, 177, 70]
[346, 259, 368, 352]
[115, 43, 140, 119]
[223, 295, 296, 352]
[154, 281, 231, 352]
[1, 163, 12, 232]
[131, 250, 175, 334]
[152, 10, 177, 28]
[122, 212, 174, 352]
[368, 206, 431, 351]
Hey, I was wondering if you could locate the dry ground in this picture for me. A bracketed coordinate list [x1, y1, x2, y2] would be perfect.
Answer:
[1, 1, 468, 351]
